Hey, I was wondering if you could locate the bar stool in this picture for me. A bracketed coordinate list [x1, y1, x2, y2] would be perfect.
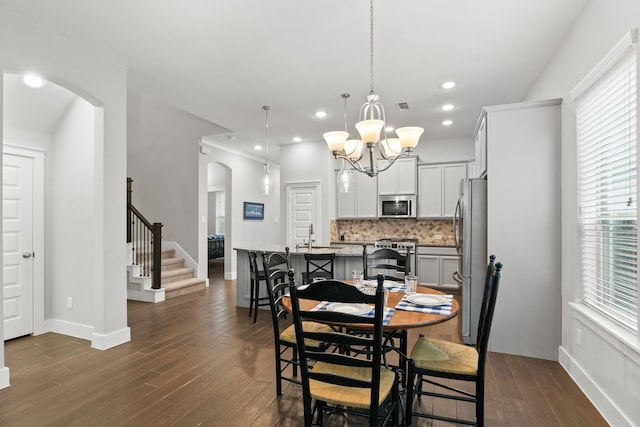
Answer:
[249, 248, 289, 323]
[302, 253, 335, 285]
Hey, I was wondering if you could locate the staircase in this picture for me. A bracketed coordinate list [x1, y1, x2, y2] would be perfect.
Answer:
[127, 246, 208, 302]
[159, 248, 207, 298]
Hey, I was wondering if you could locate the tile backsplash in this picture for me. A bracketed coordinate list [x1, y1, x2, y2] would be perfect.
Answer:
[330, 218, 455, 246]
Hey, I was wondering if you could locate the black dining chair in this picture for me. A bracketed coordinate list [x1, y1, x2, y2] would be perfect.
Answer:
[288, 270, 401, 427]
[405, 256, 503, 427]
[363, 245, 410, 282]
[260, 253, 333, 396]
[302, 252, 335, 285]
[248, 248, 289, 323]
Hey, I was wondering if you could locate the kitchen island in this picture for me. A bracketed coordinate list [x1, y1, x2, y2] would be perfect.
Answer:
[234, 245, 367, 309]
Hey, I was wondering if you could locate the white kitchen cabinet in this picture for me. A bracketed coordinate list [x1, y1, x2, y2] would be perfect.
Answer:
[336, 171, 377, 218]
[473, 116, 487, 177]
[417, 162, 466, 218]
[417, 254, 439, 284]
[440, 256, 460, 287]
[416, 247, 460, 289]
[377, 157, 417, 195]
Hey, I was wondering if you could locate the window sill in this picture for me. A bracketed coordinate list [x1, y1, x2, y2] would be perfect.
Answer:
[569, 302, 640, 366]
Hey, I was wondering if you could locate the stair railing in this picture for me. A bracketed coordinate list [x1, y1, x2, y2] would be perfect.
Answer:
[127, 178, 163, 290]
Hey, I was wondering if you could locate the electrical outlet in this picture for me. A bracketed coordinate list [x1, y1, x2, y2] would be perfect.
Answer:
[576, 328, 583, 348]
[67, 297, 73, 310]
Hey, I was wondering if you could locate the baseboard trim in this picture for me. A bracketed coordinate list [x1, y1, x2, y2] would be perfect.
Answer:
[47, 319, 94, 341]
[0, 366, 10, 390]
[559, 346, 631, 426]
[91, 327, 131, 350]
[225, 271, 237, 280]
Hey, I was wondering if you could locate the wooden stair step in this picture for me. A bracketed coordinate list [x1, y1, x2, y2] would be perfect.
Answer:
[163, 278, 207, 299]
[161, 257, 185, 270]
[161, 267, 195, 284]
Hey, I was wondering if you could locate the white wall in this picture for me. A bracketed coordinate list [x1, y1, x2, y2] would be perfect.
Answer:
[526, 1, 640, 425]
[0, 7, 130, 385]
[279, 141, 336, 245]
[198, 142, 282, 280]
[49, 97, 96, 325]
[127, 92, 226, 262]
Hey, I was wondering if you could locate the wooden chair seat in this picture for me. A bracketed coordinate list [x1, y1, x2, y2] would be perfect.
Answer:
[309, 362, 396, 410]
[279, 322, 334, 349]
[411, 336, 478, 376]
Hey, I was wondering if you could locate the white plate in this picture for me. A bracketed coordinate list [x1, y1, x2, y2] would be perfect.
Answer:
[406, 294, 449, 307]
[326, 303, 372, 315]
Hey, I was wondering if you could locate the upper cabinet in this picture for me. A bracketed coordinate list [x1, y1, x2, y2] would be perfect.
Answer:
[418, 162, 466, 218]
[473, 116, 487, 178]
[377, 157, 417, 195]
[336, 171, 378, 219]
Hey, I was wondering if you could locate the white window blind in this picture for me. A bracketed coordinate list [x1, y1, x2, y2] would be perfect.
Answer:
[574, 31, 638, 332]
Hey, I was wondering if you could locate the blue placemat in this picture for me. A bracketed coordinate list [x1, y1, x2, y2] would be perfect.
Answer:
[311, 301, 395, 326]
[395, 294, 453, 315]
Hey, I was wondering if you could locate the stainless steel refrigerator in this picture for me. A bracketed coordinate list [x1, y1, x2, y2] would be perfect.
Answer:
[453, 177, 487, 345]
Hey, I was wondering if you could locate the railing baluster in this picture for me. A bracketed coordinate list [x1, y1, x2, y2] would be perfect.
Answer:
[127, 178, 162, 285]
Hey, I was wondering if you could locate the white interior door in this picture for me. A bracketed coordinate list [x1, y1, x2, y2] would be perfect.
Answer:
[3, 153, 34, 340]
[286, 183, 320, 247]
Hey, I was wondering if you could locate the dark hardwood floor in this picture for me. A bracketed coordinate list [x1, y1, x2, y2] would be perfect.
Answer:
[0, 259, 607, 426]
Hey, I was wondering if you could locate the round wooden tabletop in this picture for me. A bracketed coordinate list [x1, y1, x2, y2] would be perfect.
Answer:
[282, 284, 459, 331]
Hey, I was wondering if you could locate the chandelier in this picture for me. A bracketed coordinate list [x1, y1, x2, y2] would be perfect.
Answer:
[323, 0, 423, 178]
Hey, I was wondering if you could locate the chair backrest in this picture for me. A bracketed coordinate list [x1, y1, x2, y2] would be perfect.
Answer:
[476, 254, 496, 344]
[267, 248, 290, 270]
[476, 260, 502, 374]
[261, 252, 289, 341]
[303, 253, 335, 283]
[248, 250, 259, 280]
[288, 270, 387, 425]
[363, 245, 410, 282]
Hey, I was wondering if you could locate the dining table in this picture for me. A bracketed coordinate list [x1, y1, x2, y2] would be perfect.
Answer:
[281, 279, 460, 376]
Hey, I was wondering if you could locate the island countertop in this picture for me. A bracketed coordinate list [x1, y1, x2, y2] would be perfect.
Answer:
[233, 244, 364, 257]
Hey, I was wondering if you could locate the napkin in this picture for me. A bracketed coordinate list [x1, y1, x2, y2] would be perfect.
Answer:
[395, 294, 453, 315]
[362, 280, 406, 293]
[311, 301, 395, 326]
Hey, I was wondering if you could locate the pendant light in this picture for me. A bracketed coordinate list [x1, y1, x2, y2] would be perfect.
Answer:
[260, 105, 274, 195]
[336, 93, 355, 193]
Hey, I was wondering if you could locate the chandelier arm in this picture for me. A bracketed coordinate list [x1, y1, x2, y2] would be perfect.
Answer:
[375, 152, 405, 174]
[333, 154, 369, 174]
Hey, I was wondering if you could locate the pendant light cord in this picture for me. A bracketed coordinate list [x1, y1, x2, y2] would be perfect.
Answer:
[369, 0, 375, 96]
[262, 105, 270, 165]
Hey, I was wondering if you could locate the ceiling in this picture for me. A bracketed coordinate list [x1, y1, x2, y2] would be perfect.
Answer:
[1, 0, 588, 161]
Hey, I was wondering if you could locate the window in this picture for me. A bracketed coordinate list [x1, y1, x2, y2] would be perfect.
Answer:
[215, 192, 225, 235]
[573, 30, 638, 332]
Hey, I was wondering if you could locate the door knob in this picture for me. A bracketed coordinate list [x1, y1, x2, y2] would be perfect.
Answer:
[22, 252, 33, 258]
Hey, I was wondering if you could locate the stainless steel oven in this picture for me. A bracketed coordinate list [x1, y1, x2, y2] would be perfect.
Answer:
[378, 195, 416, 218]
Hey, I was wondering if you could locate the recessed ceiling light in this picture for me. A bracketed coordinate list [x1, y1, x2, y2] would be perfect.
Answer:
[440, 104, 455, 111]
[315, 111, 327, 118]
[442, 120, 453, 126]
[441, 81, 456, 90]
[254, 145, 262, 150]
[22, 73, 45, 88]
[293, 136, 302, 143]
[385, 126, 395, 133]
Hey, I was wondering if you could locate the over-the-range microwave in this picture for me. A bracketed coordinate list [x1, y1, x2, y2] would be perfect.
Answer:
[378, 195, 416, 218]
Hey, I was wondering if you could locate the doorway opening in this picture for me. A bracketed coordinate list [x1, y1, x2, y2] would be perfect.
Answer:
[207, 162, 231, 282]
